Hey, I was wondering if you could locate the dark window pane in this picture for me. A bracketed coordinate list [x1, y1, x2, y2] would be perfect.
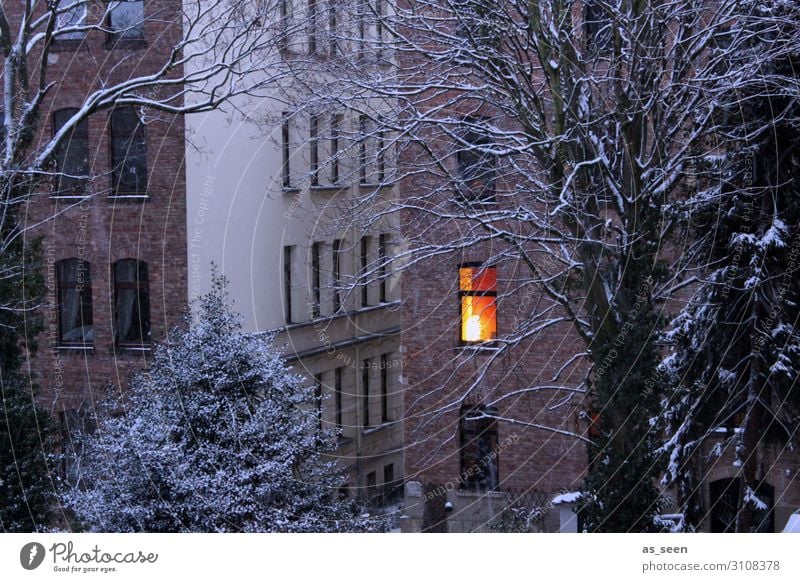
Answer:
[459, 405, 499, 491]
[56, 2, 87, 40]
[114, 259, 150, 344]
[457, 127, 496, 201]
[108, 1, 145, 40]
[110, 107, 147, 195]
[53, 109, 89, 195]
[57, 259, 93, 344]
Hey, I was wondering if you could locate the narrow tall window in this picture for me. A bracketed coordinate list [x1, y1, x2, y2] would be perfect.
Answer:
[383, 463, 396, 502]
[380, 353, 389, 423]
[357, 0, 367, 59]
[584, 0, 611, 49]
[378, 233, 388, 303]
[332, 239, 342, 312]
[330, 114, 341, 184]
[335, 366, 343, 429]
[281, 112, 292, 188]
[457, 122, 496, 202]
[311, 241, 321, 318]
[377, 126, 386, 183]
[459, 405, 499, 492]
[57, 259, 93, 345]
[113, 259, 150, 346]
[308, 0, 318, 54]
[360, 236, 370, 307]
[314, 373, 323, 433]
[328, 0, 338, 56]
[110, 107, 147, 195]
[53, 109, 89, 196]
[358, 114, 368, 183]
[362, 359, 371, 428]
[309, 115, 319, 186]
[283, 245, 293, 323]
[108, 1, 145, 41]
[375, 0, 384, 43]
[279, 0, 290, 51]
[459, 263, 497, 343]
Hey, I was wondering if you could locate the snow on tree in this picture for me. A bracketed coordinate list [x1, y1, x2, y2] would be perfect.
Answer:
[659, 0, 800, 532]
[0, 0, 299, 533]
[63, 274, 385, 532]
[277, 0, 800, 530]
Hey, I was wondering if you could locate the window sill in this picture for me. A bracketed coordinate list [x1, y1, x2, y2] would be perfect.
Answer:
[108, 193, 149, 201]
[50, 193, 90, 201]
[55, 344, 94, 352]
[281, 186, 301, 195]
[115, 344, 152, 352]
[456, 342, 501, 352]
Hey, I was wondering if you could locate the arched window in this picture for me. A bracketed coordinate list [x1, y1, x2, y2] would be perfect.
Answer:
[110, 107, 148, 195]
[113, 259, 150, 345]
[56, 259, 93, 344]
[53, 109, 89, 196]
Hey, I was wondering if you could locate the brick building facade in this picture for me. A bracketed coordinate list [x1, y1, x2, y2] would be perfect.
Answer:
[18, 1, 188, 441]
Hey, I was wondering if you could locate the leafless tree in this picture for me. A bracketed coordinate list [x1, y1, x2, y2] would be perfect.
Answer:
[278, 0, 800, 530]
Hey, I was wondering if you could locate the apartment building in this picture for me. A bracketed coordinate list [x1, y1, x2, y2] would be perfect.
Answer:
[184, 1, 404, 509]
[19, 1, 188, 460]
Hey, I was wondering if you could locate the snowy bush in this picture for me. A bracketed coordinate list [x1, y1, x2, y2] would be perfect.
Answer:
[64, 274, 384, 532]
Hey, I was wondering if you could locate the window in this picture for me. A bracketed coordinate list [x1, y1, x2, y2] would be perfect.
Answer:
[334, 366, 343, 429]
[57, 259, 93, 345]
[281, 112, 292, 188]
[309, 115, 319, 185]
[358, 114, 368, 183]
[584, 0, 611, 49]
[383, 463, 399, 503]
[107, 1, 145, 41]
[366, 470, 377, 502]
[283, 245, 293, 323]
[328, 0, 339, 56]
[457, 122, 496, 202]
[332, 239, 342, 312]
[378, 233, 388, 302]
[362, 359, 371, 428]
[360, 235, 370, 306]
[311, 241, 321, 318]
[308, 0, 318, 54]
[55, 1, 87, 41]
[113, 259, 150, 346]
[330, 114, 341, 183]
[314, 373, 323, 433]
[110, 107, 147, 195]
[377, 126, 386, 183]
[459, 405, 499, 492]
[279, 0, 290, 52]
[380, 353, 389, 422]
[53, 109, 89, 196]
[459, 263, 497, 343]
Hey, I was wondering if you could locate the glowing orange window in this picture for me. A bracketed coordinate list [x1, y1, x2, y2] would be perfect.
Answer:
[459, 264, 497, 343]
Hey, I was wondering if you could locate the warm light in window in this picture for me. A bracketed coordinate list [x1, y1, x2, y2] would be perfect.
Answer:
[459, 265, 497, 343]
